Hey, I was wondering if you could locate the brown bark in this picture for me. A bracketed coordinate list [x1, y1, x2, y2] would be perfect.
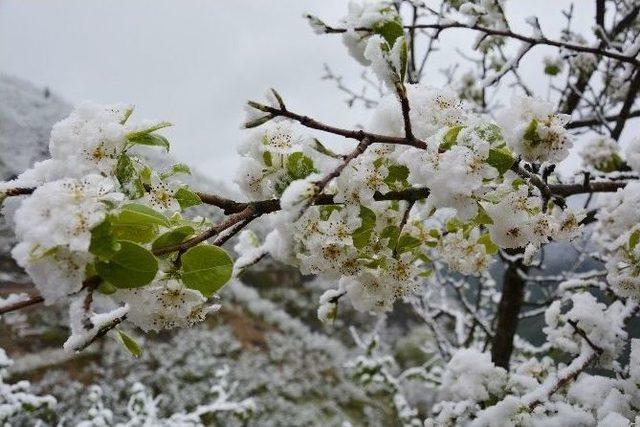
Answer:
[491, 251, 527, 370]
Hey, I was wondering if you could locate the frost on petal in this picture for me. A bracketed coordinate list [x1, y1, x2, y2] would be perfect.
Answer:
[280, 175, 320, 218]
[49, 102, 131, 176]
[341, 1, 399, 65]
[498, 95, 573, 163]
[113, 280, 214, 332]
[11, 243, 90, 304]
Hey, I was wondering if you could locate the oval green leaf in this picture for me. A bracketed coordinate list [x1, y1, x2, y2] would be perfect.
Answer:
[181, 244, 233, 297]
[120, 204, 170, 227]
[95, 241, 158, 288]
[117, 330, 142, 357]
[152, 225, 195, 252]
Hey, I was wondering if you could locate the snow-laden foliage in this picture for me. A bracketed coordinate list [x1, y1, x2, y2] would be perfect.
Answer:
[0, 346, 55, 423]
[4, 0, 640, 425]
[75, 368, 255, 427]
[1, 102, 232, 350]
[238, 83, 584, 313]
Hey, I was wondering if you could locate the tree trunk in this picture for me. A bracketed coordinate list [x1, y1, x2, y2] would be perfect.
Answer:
[491, 254, 527, 370]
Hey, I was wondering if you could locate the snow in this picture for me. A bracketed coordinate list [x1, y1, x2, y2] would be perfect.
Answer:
[63, 296, 129, 352]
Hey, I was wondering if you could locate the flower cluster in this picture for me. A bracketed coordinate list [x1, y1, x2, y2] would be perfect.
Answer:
[498, 96, 574, 163]
[439, 229, 493, 275]
[594, 182, 640, 300]
[235, 121, 324, 200]
[482, 183, 583, 252]
[113, 281, 218, 333]
[2, 103, 233, 350]
[580, 136, 623, 172]
[339, 1, 408, 88]
[240, 78, 583, 315]
[341, 1, 401, 66]
[11, 175, 120, 302]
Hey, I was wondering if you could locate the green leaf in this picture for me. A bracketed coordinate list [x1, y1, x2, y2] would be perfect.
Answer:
[396, 233, 422, 253]
[475, 123, 504, 146]
[417, 253, 432, 264]
[487, 146, 515, 175]
[352, 206, 376, 249]
[119, 204, 170, 228]
[89, 218, 121, 260]
[270, 88, 286, 110]
[286, 152, 316, 180]
[446, 218, 463, 233]
[111, 204, 169, 244]
[522, 119, 542, 147]
[511, 178, 526, 190]
[152, 225, 195, 252]
[140, 166, 152, 186]
[96, 281, 117, 295]
[397, 37, 408, 81]
[119, 107, 134, 125]
[418, 269, 433, 278]
[117, 330, 142, 357]
[478, 233, 499, 255]
[115, 154, 135, 183]
[160, 163, 191, 179]
[262, 151, 273, 167]
[181, 244, 234, 297]
[112, 222, 158, 244]
[245, 114, 274, 129]
[174, 187, 202, 209]
[595, 153, 624, 173]
[544, 64, 560, 76]
[319, 205, 342, 221]
[373, 19, 404, 46]
[384, 164, 410, 188]
[473, 205, 494, 225]
[127, 121, 172, 138]
[312, 138, 342, 159]
[95, 241, 158, 289]
[115, 154, 145, 199]
[128, 133, 170, 152]
[629, 229, 640, 250]
[440, 125, 464, 151]
[381, 225, 400, 249]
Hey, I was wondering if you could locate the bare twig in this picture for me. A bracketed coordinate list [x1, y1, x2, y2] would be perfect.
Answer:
[0, 294, 44, 315]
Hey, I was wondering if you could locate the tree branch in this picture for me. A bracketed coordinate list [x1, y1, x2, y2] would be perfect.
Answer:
[567, 109, 640, 129]
[548, 180, 629, 197]
[250, 102, 429, 149]
[610, 69, 640, 140]
[323, 22, 640, 66]
[0, 294, 44, 315]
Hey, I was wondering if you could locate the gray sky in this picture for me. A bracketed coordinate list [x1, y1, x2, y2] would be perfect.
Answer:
[1, 0, 616, 185]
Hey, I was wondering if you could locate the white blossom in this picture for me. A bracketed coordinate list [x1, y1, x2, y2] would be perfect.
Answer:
[113, 280, 218, 332]
[341, 1, 399, 65]
[498, 95, 573, 163]
[580, 136, 622, 172]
